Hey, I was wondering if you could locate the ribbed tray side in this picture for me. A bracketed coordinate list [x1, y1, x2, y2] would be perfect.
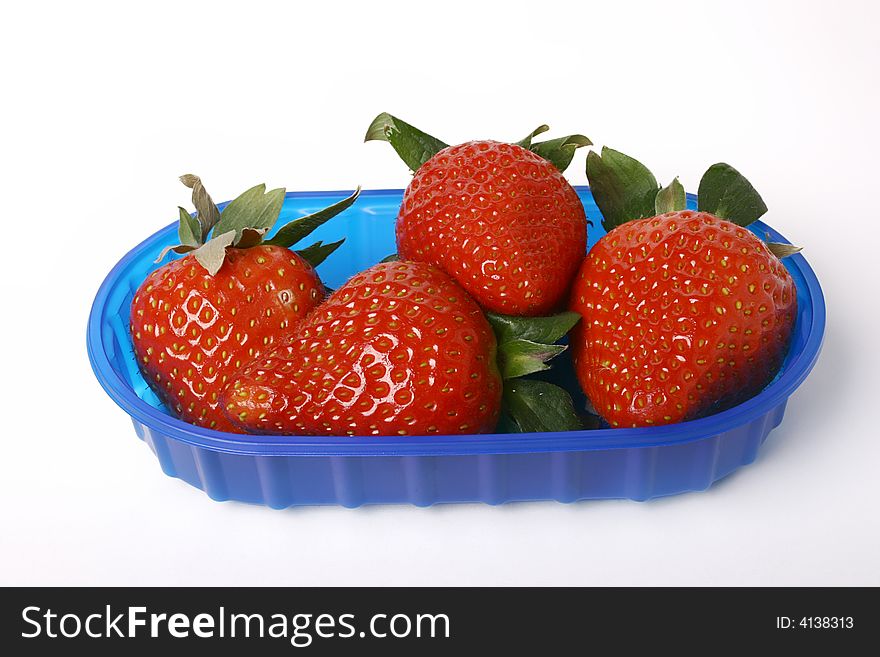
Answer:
[132, 399, 786, 507]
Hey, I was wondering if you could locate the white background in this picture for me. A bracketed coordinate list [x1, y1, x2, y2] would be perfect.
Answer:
[1, 0, 877, 585]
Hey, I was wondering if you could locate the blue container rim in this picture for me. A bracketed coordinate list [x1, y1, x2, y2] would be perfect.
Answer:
[87, 187, 826, 457]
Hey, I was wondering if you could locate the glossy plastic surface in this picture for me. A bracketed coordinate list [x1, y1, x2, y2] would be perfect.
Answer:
[87, 188, 825, 506]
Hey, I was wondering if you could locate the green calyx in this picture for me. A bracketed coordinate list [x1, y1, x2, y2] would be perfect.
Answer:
[156, 175, 361, 275]
[585, 147, 800, 257]
[500, 379, 583, 434]
[517, 126, 593, 172]
[365, 113, 449, 173]
[585, 147, 769, 231]
[697, 163, 768, 227]
[365, 112, 591, 174]
[488, 311, 579, 379]
[487, 311, 584, 433]
[585, 147, 660, 231]
[766, 242, 802, 258]
[655, 177, 686, 214]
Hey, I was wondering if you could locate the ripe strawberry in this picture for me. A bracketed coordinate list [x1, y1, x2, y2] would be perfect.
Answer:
[131, 246, 324, 432]
[366, 114, 590, 316]
[574, 152, 799, 427]
[131, 175, 360, 432]
[223, 261, 503, 436]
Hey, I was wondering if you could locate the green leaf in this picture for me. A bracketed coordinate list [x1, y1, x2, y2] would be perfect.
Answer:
[191, 230, 236, 276]
[265, 187, 361, 248]
[213, 184, 286, 242]
[585, 147, 660, 231]
[515, 125, 550, 148]
[655, 177, 686, 214]
[488, 311, 580, 380]
[155, 204, 203, 263]
[502, 379, 583, 432]
[495, 411, 522, 433]
[697, 163, 768, 227]
[365, 112, 449, 172]
[486, 311, 580, 346]
[296, 239, 345, 268]
[530, 134, 592, 172]
[495, 339, 567, 379]
[380, 253, 399, 263]
[177, 207, 201, 247]
[766, 242, 802, 259]
[179, 174, 220, 242]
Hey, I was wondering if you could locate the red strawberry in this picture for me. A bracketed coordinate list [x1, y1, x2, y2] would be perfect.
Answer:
[223, 260, 503, 436]
[131, 175, 360, 432]
[574, 152, 798, 427]
[570, 211, 796, 427]
[366, 114, 590, 316]
[131, 246, 324, 432]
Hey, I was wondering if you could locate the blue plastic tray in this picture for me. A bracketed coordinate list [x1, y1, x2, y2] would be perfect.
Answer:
[87, 188, 825, 507]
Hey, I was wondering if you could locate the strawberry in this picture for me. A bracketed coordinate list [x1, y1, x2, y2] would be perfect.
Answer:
[222, 260, 502, 435]
[132, 246, 325, 432]
[571, 150, 799, 427]
[222, 260, 585, 436]
[130, 175, 360, 432]
[366, 114, 590, 316]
